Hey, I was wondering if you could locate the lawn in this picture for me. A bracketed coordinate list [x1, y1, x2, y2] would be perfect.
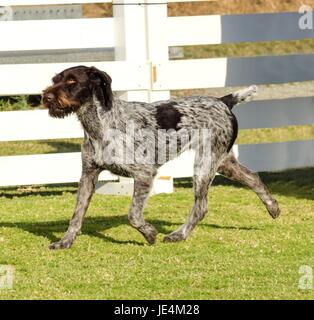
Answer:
[0, 168, 313, 300]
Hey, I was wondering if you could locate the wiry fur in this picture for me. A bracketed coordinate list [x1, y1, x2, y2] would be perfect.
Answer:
[42, 66, 280, 249]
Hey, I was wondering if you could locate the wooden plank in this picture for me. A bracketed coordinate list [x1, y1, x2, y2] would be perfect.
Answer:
[0, 110, 83, 142]
[145, 0, 171, 102]
[113, 0, 153, 102]
[220, 12, 313, 43]
[238, 140, 314, 172]
[154, 55, 314, 90]
[159, 140, 314, 177]
[0, 139, 313, 187]
[167, 15, 222, 46]
[234, 97, 314, 129]
[225, 54, 314, 87]
[168, 12, 314, 46]
[3, 55, 313, 96]
[0, 61, 150, 95]
[0, 150, 194, 187]
[153, 58, 227, 90]
[2, 0, 211, 5]
[0, 152, 117, 187]
[1, 96, 312, 143]
[0, 0, 110, 5]
[0, 18, 114, 51]
[158, 149, 195, 178]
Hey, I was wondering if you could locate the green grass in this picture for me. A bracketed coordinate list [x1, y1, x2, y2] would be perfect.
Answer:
[237, 125, 314, 144]
[0, 96, 31, 112]
[0, 169, 313, 300]
[0, 139, 82, 156]
[182, 39, 314, 59]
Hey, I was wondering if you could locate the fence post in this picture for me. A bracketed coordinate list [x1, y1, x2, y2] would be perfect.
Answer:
[113, 0, 170, 103]
[97, 0, 172, 195]
[113, 0, 149, 102]
[145, 0, 170, 102]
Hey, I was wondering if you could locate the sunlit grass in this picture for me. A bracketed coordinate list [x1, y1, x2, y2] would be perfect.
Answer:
[0, 168, 313, 299]
[182, 39, 314, 60]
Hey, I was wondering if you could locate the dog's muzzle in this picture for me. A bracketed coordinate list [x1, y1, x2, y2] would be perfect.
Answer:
[42, 92, 55, 105]
[42, 89, 80, 118]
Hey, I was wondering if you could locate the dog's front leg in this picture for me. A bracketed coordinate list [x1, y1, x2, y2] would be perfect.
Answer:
[49, 168, 101, 250]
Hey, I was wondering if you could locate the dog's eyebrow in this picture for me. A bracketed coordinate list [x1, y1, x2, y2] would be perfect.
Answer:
[65, 75, 77, 82]
[66, 75, 76, 79]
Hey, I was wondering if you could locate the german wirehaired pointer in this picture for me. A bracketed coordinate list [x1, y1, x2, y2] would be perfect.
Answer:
[42, 66, 280, 249]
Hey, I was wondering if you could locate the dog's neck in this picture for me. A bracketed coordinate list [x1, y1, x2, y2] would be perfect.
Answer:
[76, 96, 123, 141]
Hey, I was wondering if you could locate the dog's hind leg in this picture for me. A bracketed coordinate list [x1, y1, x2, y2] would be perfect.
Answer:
[163, 175, 212, 243]
[217, 153, 280, 219]
[163, 148, 221, 243]
[128, 174, 158, 245]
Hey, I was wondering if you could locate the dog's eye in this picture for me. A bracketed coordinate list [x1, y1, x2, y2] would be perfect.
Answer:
[66, 79, 77, 85]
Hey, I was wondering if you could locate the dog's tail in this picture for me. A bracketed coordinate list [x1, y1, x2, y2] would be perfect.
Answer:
[220, 85, 258, 110]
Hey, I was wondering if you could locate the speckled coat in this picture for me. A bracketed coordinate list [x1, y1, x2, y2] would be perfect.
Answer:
[42, 66, 280, 249]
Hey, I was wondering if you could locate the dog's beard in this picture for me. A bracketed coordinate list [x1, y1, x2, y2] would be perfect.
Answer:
[46, 96, 81, 118]
[47, 103, 80, 118]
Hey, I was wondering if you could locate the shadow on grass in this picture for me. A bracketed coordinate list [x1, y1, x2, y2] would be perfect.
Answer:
[176, 167, 314, 201]
[0, 215, 258, 246]
[0, 184, 78, 199]
[3, 167, 311, 200]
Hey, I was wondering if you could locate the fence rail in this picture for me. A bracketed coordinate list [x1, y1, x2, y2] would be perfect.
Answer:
[0, 0, 313, 188]
[0, 153, 118, 187]
[153, 54, 314, 90]
[0, 0, 209, 4]
[0, 0, 111, 5]
[0, 110, 82, 141]
[168, 12, 314, 46]
[0, 18, 114, 51]
[0, 61, 150, 95]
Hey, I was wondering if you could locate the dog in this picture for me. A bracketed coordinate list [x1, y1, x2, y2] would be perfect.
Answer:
[42, 65, 280, 249]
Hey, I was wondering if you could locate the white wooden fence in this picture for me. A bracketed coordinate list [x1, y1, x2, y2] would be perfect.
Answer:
[0, 0, 314, 188]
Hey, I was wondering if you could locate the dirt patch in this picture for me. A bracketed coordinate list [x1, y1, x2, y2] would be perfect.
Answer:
[168, 0, 314, 16]
[83, 0, 314, 18]
[82, 3, 112, 18]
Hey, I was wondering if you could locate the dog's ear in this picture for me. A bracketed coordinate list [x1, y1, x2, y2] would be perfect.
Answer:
[52, 72, 63, 84]
[88, 67, 113, 111]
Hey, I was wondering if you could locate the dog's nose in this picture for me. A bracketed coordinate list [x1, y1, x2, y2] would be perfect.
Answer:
[44, 93, 54, 103]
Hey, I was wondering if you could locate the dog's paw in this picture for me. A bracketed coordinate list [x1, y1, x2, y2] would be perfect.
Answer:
[267, 200, 281, 219]
[49, 238, 73, 250]
[139, 223, 158, 245]
[163, 231, 186, 243]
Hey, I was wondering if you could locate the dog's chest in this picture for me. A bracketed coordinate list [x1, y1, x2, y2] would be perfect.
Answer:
[88, 135, 132, 176]
[92, 142, 105, 167]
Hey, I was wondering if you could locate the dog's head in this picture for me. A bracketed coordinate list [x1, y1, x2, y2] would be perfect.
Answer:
[42, 66, 113, 118]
